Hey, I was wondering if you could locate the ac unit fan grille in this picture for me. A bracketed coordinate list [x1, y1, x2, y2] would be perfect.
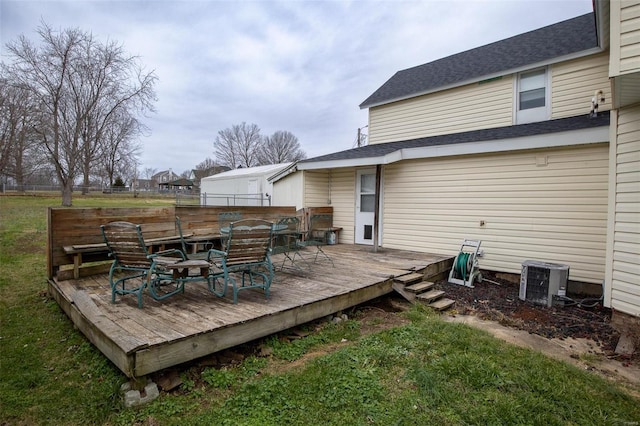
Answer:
[524, 266, 551, 303]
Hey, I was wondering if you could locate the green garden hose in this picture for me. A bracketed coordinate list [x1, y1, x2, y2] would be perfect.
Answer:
[454, 252, 471, 280]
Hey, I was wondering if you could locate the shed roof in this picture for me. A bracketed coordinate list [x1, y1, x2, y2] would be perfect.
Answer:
[201, 163, 292, 181]
[360, 12, 598, 109]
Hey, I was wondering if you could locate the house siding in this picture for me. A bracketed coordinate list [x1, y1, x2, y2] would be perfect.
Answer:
[610, 104, 640, 316]
[328, 169, 356, 244]
[303, 170, 330, 207]
[368, 78, 514, 145]
[381, 144, 609, 284]
[621, 0, 640, 73]
[551, 53, 611, 118]
[368, 55, 611, 146]
[610, 0, 640, 75]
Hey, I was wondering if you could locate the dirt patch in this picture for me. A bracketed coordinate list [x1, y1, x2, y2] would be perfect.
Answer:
[433, 272, 620, 352]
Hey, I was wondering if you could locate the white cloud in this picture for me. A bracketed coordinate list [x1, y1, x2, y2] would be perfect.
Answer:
[1, 0, 594, 171]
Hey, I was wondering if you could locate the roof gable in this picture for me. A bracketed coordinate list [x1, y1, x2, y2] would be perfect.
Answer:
[360, 13, 598, 109]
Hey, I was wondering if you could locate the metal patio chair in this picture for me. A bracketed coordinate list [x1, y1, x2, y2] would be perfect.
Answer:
[296, 214, 335, 267]
[271, 216, 309, 271]
[101, 221, 216, 308]
[176, 216, 215, 261]
[206, 219, 274, 304]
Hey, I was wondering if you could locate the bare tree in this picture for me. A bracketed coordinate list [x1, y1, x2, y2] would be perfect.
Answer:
[78, 37, 155, 194]
[142, 167, 157, 180]
[196, 157, 217, 170]
[98, 111, 142, 188]
[3, 22, 156, 205]
[0, 77, 44, 190]
[213, 122, 262, 169]
[257, 130, 306, 165]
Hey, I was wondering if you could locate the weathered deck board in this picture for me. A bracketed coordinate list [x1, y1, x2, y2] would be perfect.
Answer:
[48, 244, 453, 378]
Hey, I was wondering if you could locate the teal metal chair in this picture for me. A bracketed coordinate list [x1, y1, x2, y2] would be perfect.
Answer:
[271, 216, 308, 271]
[297, 214, 335, 267]
[218, 211, 243, 250]
[101, 221, 219, 308]
[207, 219, 274, 304]
[176, 216, 215, 260]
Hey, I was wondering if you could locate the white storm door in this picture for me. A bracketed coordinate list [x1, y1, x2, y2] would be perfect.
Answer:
[355, 169, 376, 245]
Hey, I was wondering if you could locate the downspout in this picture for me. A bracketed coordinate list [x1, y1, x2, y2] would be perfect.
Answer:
[373, 164, 382, 253]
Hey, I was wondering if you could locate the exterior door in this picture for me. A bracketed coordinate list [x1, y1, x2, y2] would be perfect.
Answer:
[247, 179, 259, 206]
[355, 169, 376, 245]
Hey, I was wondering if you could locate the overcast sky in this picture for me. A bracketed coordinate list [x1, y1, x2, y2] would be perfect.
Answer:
[1, 0, 594, 174]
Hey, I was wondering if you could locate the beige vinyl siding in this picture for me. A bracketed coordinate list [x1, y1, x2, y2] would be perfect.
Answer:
[621, 0, 640, 73]
[303, 170, 329, 206]
[382, 144, 609, 283]
[368, 54, 609, 145]
[611, 105, 640, 316]
[368, 77, 513, 145]
[610, 0, 640, 76]
[551, 53, 611, 118]
[299, 168, 355, 244]
[328, 169, 356, 244]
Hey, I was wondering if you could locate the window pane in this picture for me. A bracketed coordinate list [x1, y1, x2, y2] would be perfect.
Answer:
[361, 194, 375, 212]
[520, 88, 546, 110]
[520, 69, 545, 91]
[361, 174, 375, 194]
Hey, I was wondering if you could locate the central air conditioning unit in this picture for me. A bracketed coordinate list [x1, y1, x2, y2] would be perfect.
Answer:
[519, 260, 569, 307]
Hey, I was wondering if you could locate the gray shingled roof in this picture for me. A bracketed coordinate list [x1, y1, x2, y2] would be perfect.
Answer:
[300, 112, 609, 164]
[360, 13, 597, 109]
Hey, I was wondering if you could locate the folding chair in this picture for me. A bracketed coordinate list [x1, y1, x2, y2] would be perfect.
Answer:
[297, 214, 334, 267]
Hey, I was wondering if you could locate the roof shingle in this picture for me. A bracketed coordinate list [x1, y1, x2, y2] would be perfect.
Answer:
[300, 112, 609, 164]
[360, 13, 597, 109]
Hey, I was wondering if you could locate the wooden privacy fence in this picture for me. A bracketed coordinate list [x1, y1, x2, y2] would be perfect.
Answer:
[47, 205, 306, 281]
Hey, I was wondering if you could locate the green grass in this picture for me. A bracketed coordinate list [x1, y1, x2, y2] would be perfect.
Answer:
[1, 194, 639, 425]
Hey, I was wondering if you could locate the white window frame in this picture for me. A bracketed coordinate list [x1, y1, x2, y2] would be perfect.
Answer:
[514, 67, 550, 124]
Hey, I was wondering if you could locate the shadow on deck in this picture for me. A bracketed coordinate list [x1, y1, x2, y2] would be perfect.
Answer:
[48, 245, 453, 378]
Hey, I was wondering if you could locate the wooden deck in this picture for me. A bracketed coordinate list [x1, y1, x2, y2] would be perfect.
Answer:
[48, 244, 453, 378]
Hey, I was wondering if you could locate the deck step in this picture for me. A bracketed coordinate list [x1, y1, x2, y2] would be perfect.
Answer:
[428, 298, 455, 311]
[394, 272, 424, 285]
[405, 281, 435, 293]
[415, 289, 445, 303]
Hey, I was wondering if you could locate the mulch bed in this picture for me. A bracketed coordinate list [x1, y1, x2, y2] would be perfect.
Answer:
[434, 271, 628, 358]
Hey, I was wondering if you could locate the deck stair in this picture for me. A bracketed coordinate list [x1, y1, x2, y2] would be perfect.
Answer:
[392, 265, 455, 311]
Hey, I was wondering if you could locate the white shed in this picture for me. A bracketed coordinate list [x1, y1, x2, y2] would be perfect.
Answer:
[200, 163, 292, 206]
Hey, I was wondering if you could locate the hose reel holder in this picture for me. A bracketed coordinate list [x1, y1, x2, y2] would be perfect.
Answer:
[448, 239, 482, 288]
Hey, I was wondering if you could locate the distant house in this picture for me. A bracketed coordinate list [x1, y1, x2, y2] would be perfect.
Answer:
[271, 1, 640, 342]
[158, 178, 194, 191]
[151, 170, 179, 191]
[134, 179, 154, 192]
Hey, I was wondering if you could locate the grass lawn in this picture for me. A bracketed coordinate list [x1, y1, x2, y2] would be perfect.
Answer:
[1, 194, 639, 425]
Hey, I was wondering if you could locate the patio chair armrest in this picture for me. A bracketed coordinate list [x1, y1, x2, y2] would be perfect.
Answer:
[149, 249, 186, 260]
[206, 248, 226, 261]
